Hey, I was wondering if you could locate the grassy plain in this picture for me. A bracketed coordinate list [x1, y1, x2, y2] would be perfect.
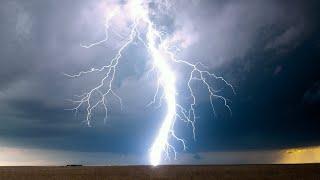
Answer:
[0, 164, 319, 180]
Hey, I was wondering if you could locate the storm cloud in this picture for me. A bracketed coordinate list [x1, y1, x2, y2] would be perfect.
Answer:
[0, 0, 319, 165]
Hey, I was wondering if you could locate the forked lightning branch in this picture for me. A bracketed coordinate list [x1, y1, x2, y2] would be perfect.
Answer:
[65, 0, 234, 166]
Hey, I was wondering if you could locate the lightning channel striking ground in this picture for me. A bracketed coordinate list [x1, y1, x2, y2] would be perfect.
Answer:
[65, 0, 234, 166]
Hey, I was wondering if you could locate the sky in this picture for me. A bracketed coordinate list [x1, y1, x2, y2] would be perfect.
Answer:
[0, 0, 319, 165]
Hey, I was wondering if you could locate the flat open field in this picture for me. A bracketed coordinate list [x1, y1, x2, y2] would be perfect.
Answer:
[0, 164, 319, 180]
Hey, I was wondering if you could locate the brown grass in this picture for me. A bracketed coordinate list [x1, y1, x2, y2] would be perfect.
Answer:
[0, 164, 319, 180]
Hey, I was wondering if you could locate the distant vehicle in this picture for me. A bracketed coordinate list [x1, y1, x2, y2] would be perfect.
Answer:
[66, 164, 83, 167]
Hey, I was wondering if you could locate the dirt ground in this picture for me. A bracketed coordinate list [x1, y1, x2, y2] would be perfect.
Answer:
[0, 164, 319, 180]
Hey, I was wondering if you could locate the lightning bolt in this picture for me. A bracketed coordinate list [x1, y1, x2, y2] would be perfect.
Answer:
[65, 0, 234, 166]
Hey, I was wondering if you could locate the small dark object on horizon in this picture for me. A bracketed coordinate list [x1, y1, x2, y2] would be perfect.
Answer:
[66, 164, 83, 167]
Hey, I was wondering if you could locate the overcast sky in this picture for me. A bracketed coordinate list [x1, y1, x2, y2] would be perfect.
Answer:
[0, 0, 319, 165]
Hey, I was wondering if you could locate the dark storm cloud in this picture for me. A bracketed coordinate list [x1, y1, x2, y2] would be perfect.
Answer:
[174, 0, 318, 69]
[304, 82, 320, 105]
[0, 1, 34, 89]
[191, 27, 320, 151]
[0, 0, 319, 164]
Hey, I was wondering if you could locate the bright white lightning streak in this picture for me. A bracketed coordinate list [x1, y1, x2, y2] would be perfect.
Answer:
[146, 23, 178, 166]
[65, 0, 234, 166]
